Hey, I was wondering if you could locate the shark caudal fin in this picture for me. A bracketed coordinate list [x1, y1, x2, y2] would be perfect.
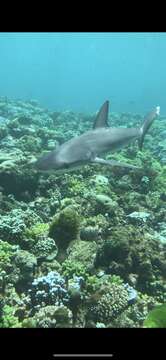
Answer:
[138, 106, 160, 150]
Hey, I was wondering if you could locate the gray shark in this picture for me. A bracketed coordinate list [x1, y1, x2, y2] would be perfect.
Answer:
[35, 101, 160, 172]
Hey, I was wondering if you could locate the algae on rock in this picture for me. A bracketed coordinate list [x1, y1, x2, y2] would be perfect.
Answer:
[49, 206, 81, 250]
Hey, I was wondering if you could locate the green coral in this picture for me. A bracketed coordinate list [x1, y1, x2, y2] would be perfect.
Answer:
[49, 206, 80, 250]
[0, 240, 17, 271]
[0, 305, 21, 328]
[0, 240, 19, 292]
[86, 274, 123, 293]
[25, 222, 49, 239]
[89, 175, 110, 196]
[0, 208, 41, 245]
[64, 176, 86, 197]
[152, 166, 166, 193]
[143, 304, 166, 328]
[62, 259, 88, 280]
[33, 237, 58, 261]
[112, 292, 160, 328]
[21, 317, 37, 328]
[23, 223, 50, 252]
[145, 191, 163, 210]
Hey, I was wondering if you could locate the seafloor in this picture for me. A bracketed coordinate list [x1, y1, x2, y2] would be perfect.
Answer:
[0, 97, 165, 328]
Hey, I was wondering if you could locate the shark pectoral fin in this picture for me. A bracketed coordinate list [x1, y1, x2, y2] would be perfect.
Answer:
[93, 157, 141, 170]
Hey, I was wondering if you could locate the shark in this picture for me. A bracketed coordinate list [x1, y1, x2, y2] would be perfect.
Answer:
[35, 101, 160, 173]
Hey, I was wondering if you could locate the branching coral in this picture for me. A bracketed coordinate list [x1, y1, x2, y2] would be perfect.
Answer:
[28, 271, 69, 312]
[88, 283, 129, 324]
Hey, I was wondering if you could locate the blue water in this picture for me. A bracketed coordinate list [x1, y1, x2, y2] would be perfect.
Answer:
[0, 32, 166, 114]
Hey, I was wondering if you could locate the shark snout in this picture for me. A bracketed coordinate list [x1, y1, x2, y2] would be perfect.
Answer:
[35, 152, 57, 171]
[35, 151, 68, 172]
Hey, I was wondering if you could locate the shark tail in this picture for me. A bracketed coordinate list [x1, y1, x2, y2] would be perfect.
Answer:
[138, 106, 160, 150]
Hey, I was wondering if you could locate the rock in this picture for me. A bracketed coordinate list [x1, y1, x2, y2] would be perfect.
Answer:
[67, 240, 97, 269]
[80, 226, 100, 241]
[49, 206, 80, 250]
[94, 194, 118, 213]
[127, 211, 152, 224]
[90, 175, 109, 186]
[14, 250, 37, 286]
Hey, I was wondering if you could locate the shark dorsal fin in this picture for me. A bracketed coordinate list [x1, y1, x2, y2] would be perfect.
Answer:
[93, 100, 109, 129]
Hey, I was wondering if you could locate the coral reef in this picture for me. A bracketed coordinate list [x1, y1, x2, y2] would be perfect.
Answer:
[94, 225, 166, 297]
[0, 97, 166, 328]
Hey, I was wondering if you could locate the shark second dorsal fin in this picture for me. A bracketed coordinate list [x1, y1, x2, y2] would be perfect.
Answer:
[93, 100, 109, 129]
